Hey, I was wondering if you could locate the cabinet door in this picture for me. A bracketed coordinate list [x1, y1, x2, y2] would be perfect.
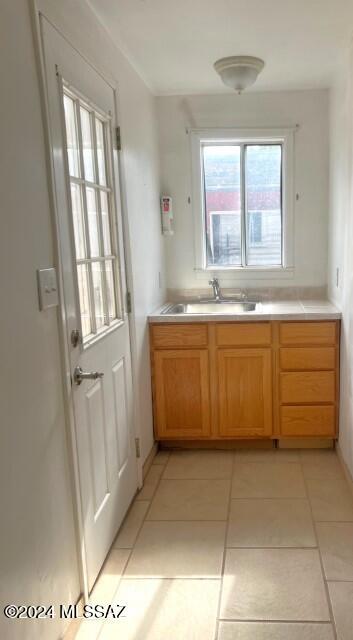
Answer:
[218, 348, 272, 437]
[153, 350, 211, 439]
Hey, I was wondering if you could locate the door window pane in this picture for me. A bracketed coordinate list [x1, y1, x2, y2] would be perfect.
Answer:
[86, 187, 100, 257]
[80, 107, 95, 182]
[95, 118, 107, 186]
[70, 183, 86, 259]
[245, 145, 282, 266]
[203, 146, 241, 266]
[63, 95, 80, 177]
[92, 262, 105, 329]
[63, 84, 123, 342]
[100, 191, 112, 255]
[105, 260, 117, 321]
[77, 264, 92, 337]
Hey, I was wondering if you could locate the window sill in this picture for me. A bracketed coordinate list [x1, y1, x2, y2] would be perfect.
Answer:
[194, 266, 295, 281]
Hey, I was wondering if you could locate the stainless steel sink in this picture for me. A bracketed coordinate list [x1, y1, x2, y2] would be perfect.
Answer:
[162, 300, 259, 315]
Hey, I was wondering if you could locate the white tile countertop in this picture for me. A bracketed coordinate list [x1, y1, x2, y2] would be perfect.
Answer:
[148, 300, 341, 323]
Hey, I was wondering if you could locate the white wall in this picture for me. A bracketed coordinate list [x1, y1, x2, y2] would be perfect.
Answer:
[327, 43, 353, 477]
[0, 3, 79, 640]
[0, 1, 163, 639]
[157, 90, 329, 291]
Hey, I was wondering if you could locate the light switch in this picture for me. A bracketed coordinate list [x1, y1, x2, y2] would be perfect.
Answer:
[37, 267, 59, 310]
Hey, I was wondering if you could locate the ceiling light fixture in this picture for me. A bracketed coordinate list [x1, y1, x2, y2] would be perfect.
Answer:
[214, 56, 265, 94]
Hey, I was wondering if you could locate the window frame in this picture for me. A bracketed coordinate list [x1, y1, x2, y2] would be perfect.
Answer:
[190, 128, 295, 274]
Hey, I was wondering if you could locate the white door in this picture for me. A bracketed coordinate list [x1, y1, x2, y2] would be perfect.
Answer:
[40, 18, 138, 591]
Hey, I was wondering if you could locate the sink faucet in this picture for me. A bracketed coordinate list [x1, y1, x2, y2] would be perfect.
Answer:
[209, 277, 222, 301]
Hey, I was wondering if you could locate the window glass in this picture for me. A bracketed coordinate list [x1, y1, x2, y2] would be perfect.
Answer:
[63, 95, 80, 177]
[105, 261, 117, 321]
[95, 118, 107, 186]
[203, 146, 241, 266]
[92, 262, 105, 329]
[77, 264, 91, 337]
[70, 183, 86, 259]
[100, 191, 112, 255]
[202, 142, 283, 268]
[80, 107, 95, 182]
[245, 145, 282, 266]
[86, 187, 100, 258]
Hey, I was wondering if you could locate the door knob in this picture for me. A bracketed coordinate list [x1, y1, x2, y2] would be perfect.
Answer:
[73, 365, 104, 386]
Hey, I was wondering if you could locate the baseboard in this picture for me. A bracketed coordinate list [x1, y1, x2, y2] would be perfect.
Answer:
[336, 442, 353, 500]
[142, 442, 158, 479]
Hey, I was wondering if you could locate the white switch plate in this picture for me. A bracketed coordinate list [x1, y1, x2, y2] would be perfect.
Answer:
[37, 267, 59, 310]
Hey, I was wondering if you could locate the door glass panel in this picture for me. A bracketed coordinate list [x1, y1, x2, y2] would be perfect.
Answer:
[92, 262, 105, 329]
[77, 264, 92, 337]
[63, 95, 80, 177]
[70, 183, 86, 258]
[63, 84, 123, 343]
[100, 191, 112, 255]
[80, 107, 95, 182]
[86, 187, 100, 257]
[203, 145, 242, 267]
[105, 261, 117, 321]
[95, 118, 107, 186]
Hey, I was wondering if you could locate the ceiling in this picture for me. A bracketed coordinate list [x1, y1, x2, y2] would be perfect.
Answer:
[87, 0, 353, 95]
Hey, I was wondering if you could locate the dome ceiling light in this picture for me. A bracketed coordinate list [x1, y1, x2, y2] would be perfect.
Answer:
[214, 56, 265, 94]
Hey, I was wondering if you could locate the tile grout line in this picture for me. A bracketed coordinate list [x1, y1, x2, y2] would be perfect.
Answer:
[218, 617, 335, 624]
[299, 452, 338, 640]
[225, 545, 318, 550]
[86, 546, 135, 640]
[214, 452, 236, 640]
[138, 454, 169, 517]
[327, 578, 353, 583]
[120, 453, 170, 580]
[230, 496, 309, 501]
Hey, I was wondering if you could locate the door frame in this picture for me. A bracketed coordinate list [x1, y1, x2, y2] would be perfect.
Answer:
[30, 1, 143, 601]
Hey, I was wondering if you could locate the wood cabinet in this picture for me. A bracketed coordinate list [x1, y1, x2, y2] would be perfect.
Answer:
[218, 348, 272, 437]
[152, 349, 211, 438]
[150, 320, 340, 441]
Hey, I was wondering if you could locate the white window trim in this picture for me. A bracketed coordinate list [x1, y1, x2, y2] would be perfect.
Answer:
[190, 127, 295, 276]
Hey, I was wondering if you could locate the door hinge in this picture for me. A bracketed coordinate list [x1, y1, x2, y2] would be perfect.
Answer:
[116, 126, 122, 151]
[126, 291, 132, 314]
[135, 438, 141, 459]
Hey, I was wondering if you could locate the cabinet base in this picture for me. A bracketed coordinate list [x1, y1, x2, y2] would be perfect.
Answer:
[277, 437, 335, 449]
[158, 438, 335, 450]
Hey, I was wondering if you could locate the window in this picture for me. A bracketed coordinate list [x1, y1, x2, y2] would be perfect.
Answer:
[62, 84, 122, 344]
[191, 129, 294, 272]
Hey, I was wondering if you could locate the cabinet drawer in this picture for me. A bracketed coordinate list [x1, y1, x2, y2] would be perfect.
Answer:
[151, 324, 208, 348]
[280, 371, 335, 404]
[280, 322, 336, 346]
[216, 322, 271, 347]
[280, 347, 336, 371]
[280, 406, 335, 436]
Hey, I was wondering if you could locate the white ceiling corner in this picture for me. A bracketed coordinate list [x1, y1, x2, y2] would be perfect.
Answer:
[87, 0, 353, 95]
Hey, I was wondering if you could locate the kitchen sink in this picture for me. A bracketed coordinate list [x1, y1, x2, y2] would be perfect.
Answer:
[162, 300, 259, 315]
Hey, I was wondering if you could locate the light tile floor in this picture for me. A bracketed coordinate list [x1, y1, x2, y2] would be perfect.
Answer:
[65, 448, 353, 640]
